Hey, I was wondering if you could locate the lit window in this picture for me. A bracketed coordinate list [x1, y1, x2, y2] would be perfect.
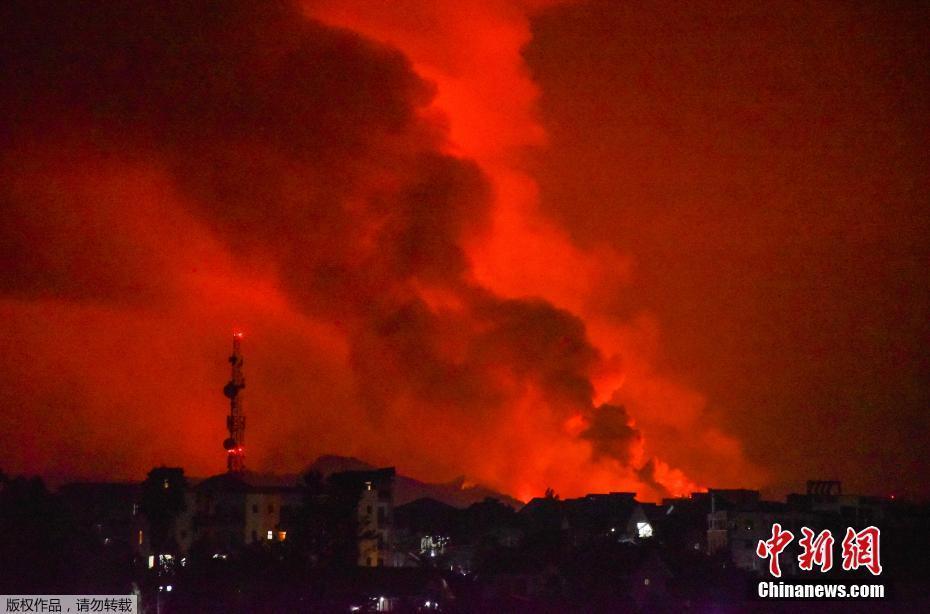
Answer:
[147, 555, 155, 569]
[138, 530, 143, 545]
[636, 522, 653, 538]
[278, 531, 287, 541]
[267, 530, 273, 540]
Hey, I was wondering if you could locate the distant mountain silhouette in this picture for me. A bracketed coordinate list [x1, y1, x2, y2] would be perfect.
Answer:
[305, 454, 524, 509]
[306, 454, 376, 476]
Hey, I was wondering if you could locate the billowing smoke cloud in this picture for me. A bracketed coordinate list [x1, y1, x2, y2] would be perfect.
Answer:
[0, 0, 762, 501]
[302, 0, 763, 496]
[581, 404, 640, 465]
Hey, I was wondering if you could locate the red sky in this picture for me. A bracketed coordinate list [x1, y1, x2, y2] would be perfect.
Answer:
[1, 0, 927, 502]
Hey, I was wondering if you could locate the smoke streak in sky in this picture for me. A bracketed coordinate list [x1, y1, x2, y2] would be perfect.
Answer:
[0, 1, 926, 501]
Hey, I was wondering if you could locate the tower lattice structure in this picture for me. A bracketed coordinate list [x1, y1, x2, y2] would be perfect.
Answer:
[222, 332, 246, 473]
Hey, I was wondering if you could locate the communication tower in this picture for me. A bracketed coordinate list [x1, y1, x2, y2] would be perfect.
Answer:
[222, 332, 246, 473]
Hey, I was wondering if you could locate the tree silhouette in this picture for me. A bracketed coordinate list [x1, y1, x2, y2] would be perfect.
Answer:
[141, 467, 187, 554]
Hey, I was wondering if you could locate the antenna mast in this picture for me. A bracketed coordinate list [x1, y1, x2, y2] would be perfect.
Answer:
[222, 332, 246, 473]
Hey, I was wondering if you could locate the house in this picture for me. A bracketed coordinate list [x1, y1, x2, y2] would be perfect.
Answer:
[521, 492, 654, 545]
[58, 482, 141, 550]
[176, 472, 300, 555]
[329, 467, 403, 567]
[706, 490, 815, 576]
